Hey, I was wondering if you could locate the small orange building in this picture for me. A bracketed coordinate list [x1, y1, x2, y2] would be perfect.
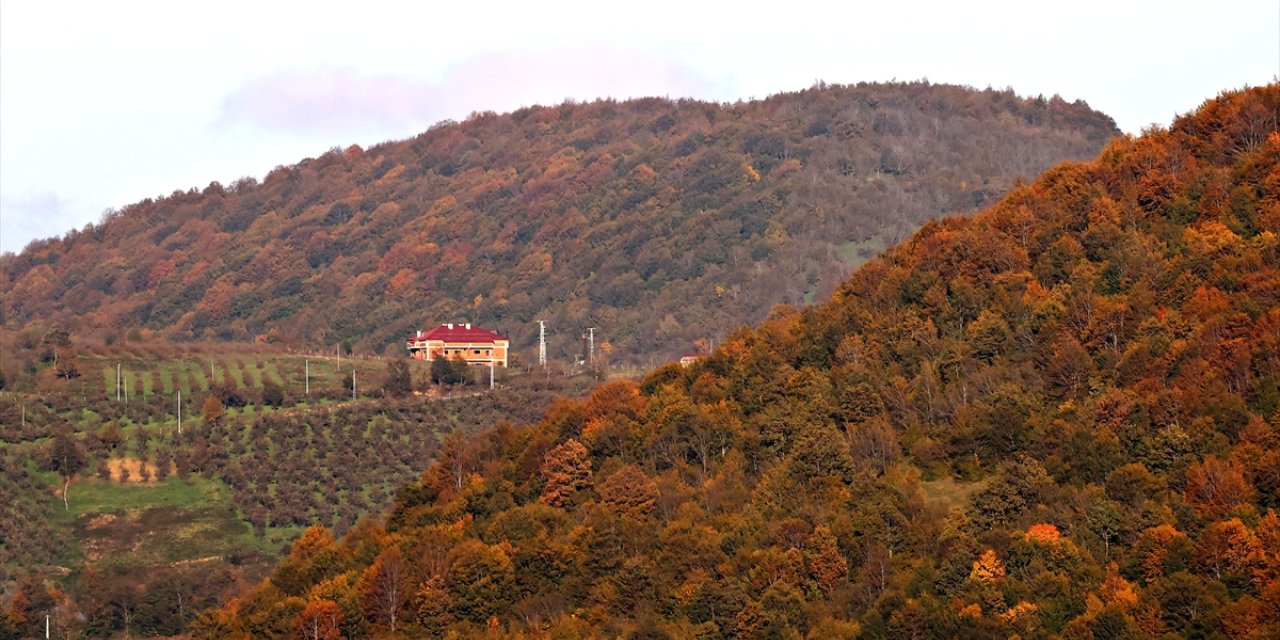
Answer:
[406, 323, 509, 367]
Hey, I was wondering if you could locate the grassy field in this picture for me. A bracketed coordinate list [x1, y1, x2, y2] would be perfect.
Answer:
[838, 236, 889, 268]
[49, 475, 298, 570]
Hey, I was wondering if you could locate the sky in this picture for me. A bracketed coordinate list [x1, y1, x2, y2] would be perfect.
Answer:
[1, 1, 1277, 254]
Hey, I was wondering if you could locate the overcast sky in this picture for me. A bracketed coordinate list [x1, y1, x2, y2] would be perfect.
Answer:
[1, 0, 1276, 253]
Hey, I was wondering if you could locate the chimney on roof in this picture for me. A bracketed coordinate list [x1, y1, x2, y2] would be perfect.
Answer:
[417, 330, 422, 338]
[447, 323, 453, 330]
[465, 323, 471, 330]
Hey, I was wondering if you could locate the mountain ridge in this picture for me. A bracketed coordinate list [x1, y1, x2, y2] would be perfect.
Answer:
[1, 81, 1116, 367]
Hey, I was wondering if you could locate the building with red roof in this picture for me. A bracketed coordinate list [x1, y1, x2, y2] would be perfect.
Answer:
[406, 323, 510, 367]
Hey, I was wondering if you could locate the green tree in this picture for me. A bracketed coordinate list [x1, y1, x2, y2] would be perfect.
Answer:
[48, 432, 87, 511]
[383, 360, 413, 397]
[261, 378, 285, 407]
[445, 539, 515, 623]
[430, 355, 469, 386]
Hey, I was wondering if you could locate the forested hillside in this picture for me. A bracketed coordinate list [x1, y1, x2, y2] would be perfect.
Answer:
[186, 86, 1279, 639]
[0, 82, 1115, 364]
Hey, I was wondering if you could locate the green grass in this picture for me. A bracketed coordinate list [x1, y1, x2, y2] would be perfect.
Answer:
[262, 360, 285, 386]
[57, 475, 217, 518]
[189, 360, 209, 391]
[101, 365, 115, 399]
[209, 360, 225, 387]
[224, 360, 244, 389]
[125, 368, 143, 399]
[53, 475, 302, 568]
[157, 364, 176, 394]
[239, 357, 263, 389]
[838, 237, 888, 268]
[230, 405, 258, 420]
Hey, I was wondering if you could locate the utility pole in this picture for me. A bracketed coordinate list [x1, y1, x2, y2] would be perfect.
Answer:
[116, 363, 121, 402]
[537, 321, 547, 368]
[587, 327, 597, 366]
[489, 360, 495, 390]
[177, 390, 182, 435]
[305, 359, 310, 395]
[351, 369, 356, 402]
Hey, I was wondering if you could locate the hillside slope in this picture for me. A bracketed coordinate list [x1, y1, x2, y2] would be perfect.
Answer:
[1, 82, 1115, 364]
[188, 85, 1279, 639]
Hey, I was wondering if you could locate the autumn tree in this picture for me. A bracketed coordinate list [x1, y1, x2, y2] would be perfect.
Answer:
[55, 350, 81, 379]
[201, 395, 225, 424]
[598, 464, 659, 519]
[41, 327, 71, 365]
[1185, 455, 1255, 519]
[1045, 332, 1092, 399]
[294, 600, 343, 640]
[539, 438, 592, 508]
[1193, 518, 1263, 584]
[808, 524, 849, 595]
[969, 548, 1006, 584]
[273, 526, 346, 597]
[361, 545, 408, 634]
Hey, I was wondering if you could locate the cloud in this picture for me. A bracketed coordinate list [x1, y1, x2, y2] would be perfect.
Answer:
[0, 191, 93, 254]
[214, 46, 722, 139]
[216, 68, 442, 138]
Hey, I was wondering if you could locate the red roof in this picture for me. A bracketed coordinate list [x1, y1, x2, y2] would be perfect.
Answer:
[407, 323, 508, 344]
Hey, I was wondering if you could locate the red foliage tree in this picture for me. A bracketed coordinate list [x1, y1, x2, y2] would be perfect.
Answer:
[539, 439, 592, 508]
[1185, 455, 1255, 519]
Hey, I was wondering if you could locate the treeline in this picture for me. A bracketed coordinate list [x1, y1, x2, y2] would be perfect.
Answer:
[189, 86, 1279, 639]
[1, 81, 1116, 363]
